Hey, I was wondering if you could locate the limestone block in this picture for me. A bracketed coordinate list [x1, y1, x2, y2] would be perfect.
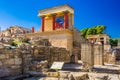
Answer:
[14, 55, 19, 58]
[11, 65, 21, 69]
[3, 59, 14, 65]
[8, 59, 14, 65]
[9, 53, 14, 58]
[15, 58, 22, 65]
[0, 54, 6, 59]
[0, 61, 2, 66]
[5, 54, 9, 59]
[3, 59, 10, 65]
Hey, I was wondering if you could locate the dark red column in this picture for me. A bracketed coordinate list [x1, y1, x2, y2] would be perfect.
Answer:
[31, 26, 34, 33]
[41, 16, 45, 32]
[23, 30, 25, 34]
[64, 12, 69, 29]
[52, 15, 56, 30]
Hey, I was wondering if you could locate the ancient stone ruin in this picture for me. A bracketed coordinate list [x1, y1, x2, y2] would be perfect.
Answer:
[0, 4, 120, 80]
[0, 38, 70, 78]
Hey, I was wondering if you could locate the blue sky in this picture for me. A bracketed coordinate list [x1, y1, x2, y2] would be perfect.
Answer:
[0, 0, 120, 38]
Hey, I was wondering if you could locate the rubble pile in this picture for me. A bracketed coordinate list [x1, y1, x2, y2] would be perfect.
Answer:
[104, 49, 120, 64]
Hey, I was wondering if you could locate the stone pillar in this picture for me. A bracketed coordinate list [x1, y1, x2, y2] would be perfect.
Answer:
[64, 11, 69, 29]
[104, 37, 107, 44]
[41, 16, 45, 32]
[52, 14, 56, 30]
[81, 44, 94, 70]
[94, 44, 104, 65]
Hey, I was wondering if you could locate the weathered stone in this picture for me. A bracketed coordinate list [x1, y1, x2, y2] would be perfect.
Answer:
[3, 59, 10, 65]
[0, 38, 71, 77]
[94, 45, 104, 65]
[8, 59, 15, 65]
[3, 58, 14, 65]
[15, 58, 22, 65]
[81, 44, 94, 70]
[0, 61, 3, 66]
[11, 65, 21, 69]
[0, 54, 6, 59]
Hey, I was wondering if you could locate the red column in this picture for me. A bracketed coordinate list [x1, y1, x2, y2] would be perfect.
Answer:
[23, 30, 26, 34]
[94, 38, 96, 42]
[41, 16, 45, 32]
[88, 39, 91, 43]
[31, 26, 34, 33]
[64, 12, 69, 29]
[52, 15, 56, 30]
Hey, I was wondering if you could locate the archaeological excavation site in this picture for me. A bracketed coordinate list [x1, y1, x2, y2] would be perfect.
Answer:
[0, 4, 120, 80]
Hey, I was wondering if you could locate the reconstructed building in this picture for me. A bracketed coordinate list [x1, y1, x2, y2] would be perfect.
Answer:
[87, 34, 110, 45]
[87, 34, 111, 50]
[26, 5, 85, 52]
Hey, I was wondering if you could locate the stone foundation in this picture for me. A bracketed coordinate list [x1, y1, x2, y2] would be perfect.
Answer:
[25, 29, 73, 51]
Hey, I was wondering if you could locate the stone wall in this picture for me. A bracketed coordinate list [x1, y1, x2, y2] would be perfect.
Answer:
[26, 29, 73, 51]
[49, 34, 73, 51]
[0, 49, 23, 77]
[73, 28, 85, 45]
[71, 28, 86, 62]
[0, 39, 70, 77]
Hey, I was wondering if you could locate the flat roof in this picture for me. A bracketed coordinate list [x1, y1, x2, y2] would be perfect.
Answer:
[38, 4, 74, 17]
[87, 34, 110, 39]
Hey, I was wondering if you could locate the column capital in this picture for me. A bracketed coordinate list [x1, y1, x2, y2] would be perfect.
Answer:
[51, 13, 57, 16]
[64, 11, 69, 29]
[41, 15, 46, 18]
[63, 10, 69, 14]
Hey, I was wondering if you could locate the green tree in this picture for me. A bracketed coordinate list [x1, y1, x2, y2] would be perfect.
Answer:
[81, 28, 88, 38]
[95, 25, 106, 34]
[80, 25, 106, 38]
[110, 39, 118, 47]
[86, 28, 93, 35]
